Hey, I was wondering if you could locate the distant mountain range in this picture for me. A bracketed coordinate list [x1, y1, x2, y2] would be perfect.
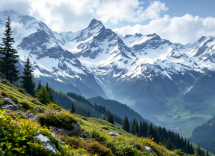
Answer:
[1, 10, 215, 137]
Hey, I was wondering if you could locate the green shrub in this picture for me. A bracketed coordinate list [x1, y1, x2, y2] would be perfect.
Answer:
[36, 109, 77, 130]
[0, 100, 4, 106]
[102, 126, 109, 130]
[19, 101, 31, 109]
[90, 141, 112, 156]
[91, 129, 107, 144]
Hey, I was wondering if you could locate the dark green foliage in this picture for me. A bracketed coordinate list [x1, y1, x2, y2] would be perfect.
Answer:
[56, 99, 60, 106]
[190, 115, 215, 154]
[0, 17, 19, 83]
[36, 85, 50, 105]
[45, 82, 54, 102]
[107, 113, 114, 125]
[122, 116, 130, 132]
[71, 102, 76, 113]
[20, 57, 35, 95]
[88, 96, 150, 124]
[36, 80, 42, 92]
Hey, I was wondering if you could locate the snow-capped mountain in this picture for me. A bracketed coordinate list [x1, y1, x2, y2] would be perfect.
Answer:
[0, 10, 107, 98]
[1, 10, 215, 125]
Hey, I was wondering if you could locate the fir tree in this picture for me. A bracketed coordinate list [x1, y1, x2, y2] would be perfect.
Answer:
[206, 151, 209, 156]
[36, 85, 50, 104]
[147, 123, 153, 138]
[122, 116, 130, 132]
[20, 57, 35, 95]
[130, 119, 136, 134]
[134, 121, 139, 135]
[71, 102, 76, 113]
[36, 80, 42, 92]
[56, 99, 60, 106]
[107, 113, 114, 125]
[45, 82, 53, 102]
[0, 16, 19, 83]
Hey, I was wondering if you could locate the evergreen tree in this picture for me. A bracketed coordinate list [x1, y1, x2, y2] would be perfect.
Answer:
[45, 82, 53, 102]
[107, 113, 114, 125]
[20, 57, 35, 95]
[166, 138, 172, 150]
[71, 102, 76, 113]
[147, 124, 153, 138]
[206, 151, 209, 156]
[0, 16, 19, 83]
[196, 145, 202, 156]
[36, 85, 50, 104]
[122, 116, 130, 132]
[56, 99, 60, 106]
[130, 119, 137, 134]
[134, 121, 139, 135]
[36, 80, 42, 92]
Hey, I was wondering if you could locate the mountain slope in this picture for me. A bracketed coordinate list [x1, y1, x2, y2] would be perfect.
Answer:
[0, 10, 107, 98]
[190, 116, 215, 154]
[88, 96, 151, 124]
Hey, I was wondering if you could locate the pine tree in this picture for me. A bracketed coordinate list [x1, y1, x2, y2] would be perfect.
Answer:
[134, 121, 139, 135]
[196, 145, 202, 156]
[45, 82, 53, 102]
[20, 57, 35, 95]
[56, 99, 60, 106]
[71, 102, 76, 113]
[122, 116, 130, 132]
[0, 16, 19, 83]
[206, 151, 209, 156]
[36, 80, 42, 92]
[36, 85, 50, 104]
[166, 138, 172, 150]
[147, 124, 153, 138]
[107, 113, 114, 125]
[130, 119, 136, 134]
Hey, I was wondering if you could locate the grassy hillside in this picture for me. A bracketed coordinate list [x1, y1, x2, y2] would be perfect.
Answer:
[0, 77, 210, 156]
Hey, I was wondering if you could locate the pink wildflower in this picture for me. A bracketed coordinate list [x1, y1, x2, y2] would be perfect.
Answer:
[26, 110, 31, 114]
[33, 137, 37, 140]
[58, 129, 61, 132]
[7, 110, 11, 113]
[53, 128, 57, 131]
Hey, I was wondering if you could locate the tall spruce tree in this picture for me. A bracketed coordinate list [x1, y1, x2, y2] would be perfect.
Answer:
[56, 99, 60, 106]
[45, 82, 54, 102]
[36, 85, 50, 104]
[107, 113, 114, 125]
[36, 80, 42, 92]
[122, 116, 130, 132]
[0, 17, 19, 83]
[20, 57, 35, 95]
[71, 102, 76, 113]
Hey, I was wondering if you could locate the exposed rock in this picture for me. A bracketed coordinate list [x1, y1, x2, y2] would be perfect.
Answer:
[1, 98, 19, 111]
[28, 113, 35, 119]
[170, 152, 176, 155]
[38, 107, 44, 113]
[144, 146, 156, 155]
[34, 134, 58, 154]
[109, 132, 121, 136]
[51, 123, 81, 135]
[81, 131, 89, 138]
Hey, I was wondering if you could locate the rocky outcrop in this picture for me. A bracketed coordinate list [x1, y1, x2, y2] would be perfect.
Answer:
[1, 98, 19, 111]
[109, 132, 121, 136]
[34, 134, 58, 154]
[51, 123, 81, 135]
[144, 146, 156, 155]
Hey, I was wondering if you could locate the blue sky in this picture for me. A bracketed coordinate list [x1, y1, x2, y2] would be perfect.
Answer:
[0, 0, 215, 44]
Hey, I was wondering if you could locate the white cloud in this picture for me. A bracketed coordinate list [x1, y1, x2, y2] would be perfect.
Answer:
[21, 0, 167, 32]
[114, 14, 215, 44]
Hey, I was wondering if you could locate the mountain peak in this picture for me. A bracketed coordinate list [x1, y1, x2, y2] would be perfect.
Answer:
[88, 19, 104, 28]
[146, 33, 161, 40]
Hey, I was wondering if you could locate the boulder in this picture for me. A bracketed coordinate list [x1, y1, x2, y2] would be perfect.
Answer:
[28, 113, 35, 119]
[144, 146, 156, 155]
[38, 107, 44, 113]
[34, 134, 58, 154]
[51, 123, 81, 135]
[109, 132, 121, 136]
[1, 98, 19, 111]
